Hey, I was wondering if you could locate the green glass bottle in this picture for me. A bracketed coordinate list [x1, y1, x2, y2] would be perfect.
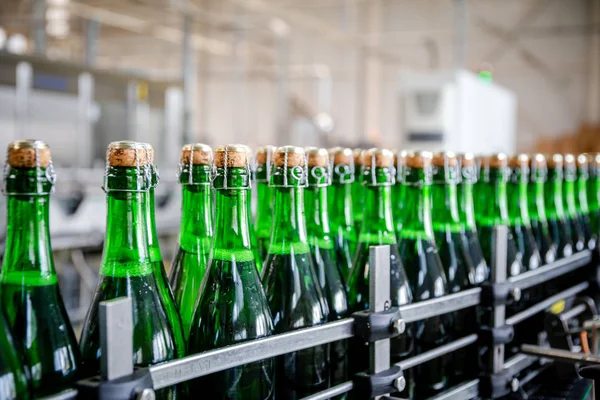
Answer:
[398, 151, 449, 397]
[146, 153, 186, 354]
[575, 154, 596, 250]
[457, 153, 488, 284]
[0, 309, 30, 400]
[261, 146, 330, 399]
[254, 145, 275, 265]
[563, 154, 586, 252]
[527, 154, 557, 264]
[393, 150, 408, 242]
[245, 147, 263, 269]
[545, 154, 574, 258]
[80, 141, 184, 399]
[188, 145, 275, 400]
[351, 149, 365, 232]
[587, 153, 600, 241]
[305, 147, 349, 394]
[507, 154, 543, 271]
[1, 139, 80, 396]
[347, 148, 413, 366]
[328, 147, 358, 279]
[475, 154, 525, 277]
[169, 144, 214, 339]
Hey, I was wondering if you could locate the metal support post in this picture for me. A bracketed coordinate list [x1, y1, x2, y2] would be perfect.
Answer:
[100, 297, 134, 380]
[489, 225, 508, 374]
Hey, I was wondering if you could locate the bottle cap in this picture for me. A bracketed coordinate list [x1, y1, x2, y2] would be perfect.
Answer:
[563, 153, 577, 181]
[106, 141, 154, 167]
[432, 151, 459, 183]
[273, 146, 306, 167]
[458, 153, 477, 184]
[353, 148, 364, 166]
[306, 147, 331, 187]
[256, 145, 275, 165]
[331, 147, 353, 166]
[564, 153, 576, 167]
[459, 153, 475, 167]
[480, 153, 508, 169]
[530, 153, 546, 169]
[7, 139, 51, 168]
[180, 143, 212, 165]
[508, 154, 529, 168]
[547, 153, 563, 168]
[530, 153, 548, 182]
[432, 151, 458, 167]
[362, 148, 394, 168]
[214, 144, 251, 168]
[405, 150, 433, 169]
[577, 153, 591, 168]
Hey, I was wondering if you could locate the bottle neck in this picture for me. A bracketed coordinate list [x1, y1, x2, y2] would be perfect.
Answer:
[476, 176, 509, 226]
[269, 186, 310, 254]
[578, 177, 590, 213]
[2, 193, 56, 282]
[588, 176, 600, 212]
[458, 182, 477, 230]
[399, 183, 434, 240]
[255, 180, 273, 234]
[528, 180, 547, 221]
[360, 185, 396, 245]
[305, 185, 333, 248]
[507, 179, 530, 225]
[212, 187, 254, 261]
[431, 180, 462, 231]
[563, 178, 578, 216]
[545, 171, 566, 219]
[329, 182, 354, 229]
[144, 187, 163, 263]
[101, 190, 152, 278]
[180, 184, 213, 253]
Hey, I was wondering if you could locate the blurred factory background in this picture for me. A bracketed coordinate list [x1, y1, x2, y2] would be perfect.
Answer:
[0, 0, 599, 326]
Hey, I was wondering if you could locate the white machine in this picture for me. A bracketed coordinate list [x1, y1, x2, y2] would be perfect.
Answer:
[399, 69, 517, 154]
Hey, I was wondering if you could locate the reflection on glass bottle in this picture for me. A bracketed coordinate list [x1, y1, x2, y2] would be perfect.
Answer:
[254, 145, 276, 267]
[457, 153, 489, 284]
[398, 151, 450, 397]
[474, 154, 525, 277]
[188, 145, 275, 400]
[351, 149, 365, 233]
[544, 154, 574, 258]
[169, 143, 214, 339]
[261, 146, 330, 399]
[527, 154, 557, 264]
[305, 147, 349, 399]
[328, 147, 358, 280]
[507, 154, 543, 271]
[587, 154, 600, 243]
[574, 154, 596, 250]
[563, 154, 586, 252]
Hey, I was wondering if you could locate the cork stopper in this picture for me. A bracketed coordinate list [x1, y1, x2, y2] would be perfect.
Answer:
[547, 154, 563, 168]
[432, 151, 458, 167]
[7, 139, 52, 168]
[256, 145, 275, 165]
[481, 153, 508, 169]
[332, 147, 353, 165]
[406, 151, 433, 169]
[530, 153, 547, 169]
[563, 153, 576, 168]
[106, 141, 154, 167]
[353, 149, 364, 166]
[180, 143, 212, 165]
[214, 144, 251, 168]
[508, 154, 529, 168]
[577, 153, 591, 168]
[274, 146, 305, 167]
[363, 148, 394, 168]
[306, 147, 329, 167]
[459, 153, 475, 167]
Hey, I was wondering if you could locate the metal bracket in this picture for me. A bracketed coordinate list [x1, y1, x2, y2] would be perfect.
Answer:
[480, 281, 521, 307]
[478, 369, 520, 399]
[353, 365, 404, 398]
[352, 307, 404, 342]
[478, 325, 514, 346]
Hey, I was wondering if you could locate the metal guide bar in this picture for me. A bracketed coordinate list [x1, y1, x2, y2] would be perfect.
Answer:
[426, 379, 479, 400]
[370, 245, 391, 377]
[503, 353, 538, 377]
[521, 344, 600, 366]
[39, 389, 78, 400]
[399, 287, 481, 323]
[508, 250, 592, 290]
[150, 318, 354, 389]
[396, 334, 478, 370]
[299, 381, 354, 400]
[560, 303, 588, 321]
[505, 282, 590, 326]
